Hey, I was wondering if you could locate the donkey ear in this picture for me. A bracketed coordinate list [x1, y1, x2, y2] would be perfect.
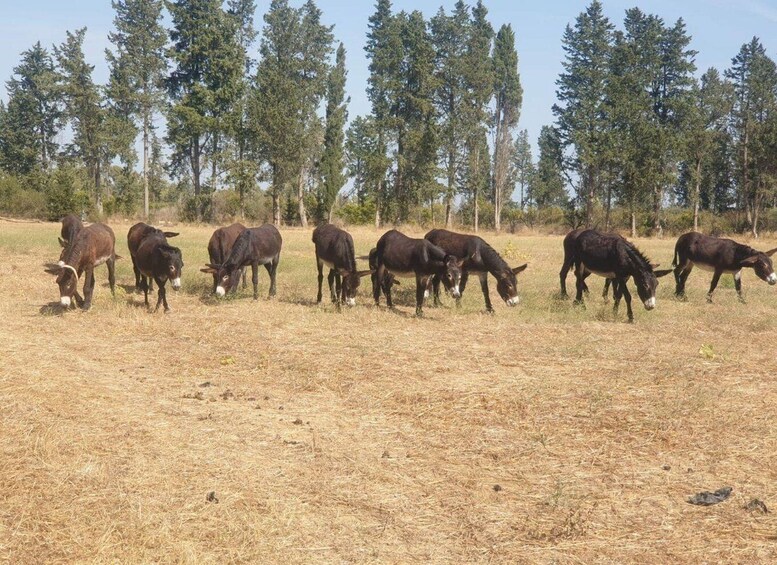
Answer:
[649, 263, 661, 269]
[200, 267, 217, 274]
[58, 237, 66, 248]
[512, 263, 528, 275]
[654, 269, 673, 278]
[163, 231, 179, 239]
[740, 255, 760, 266]
[392, 279, 401, 286]
[357, 269, 374, 278]
[44, 263, 62, 275]
[765, 247, 777, 257]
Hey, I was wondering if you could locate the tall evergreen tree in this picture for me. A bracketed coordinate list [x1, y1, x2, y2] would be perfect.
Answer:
[364, 0, 399, 226]
[459, 0, 493, 231]
[0, 43, 62, 176]
[318, 43, 348, 222]
[166, 0, 243, 217]
[552, 0, 613, 227]
[106, 0, 167, 219]
[725, 37, 777, 237]
[533, 126, 567, 208]
[430, 1, 469, 227]
[491, 23, 522, 231]
[55, 28, 111, 214]
[512, 129, 534, 208]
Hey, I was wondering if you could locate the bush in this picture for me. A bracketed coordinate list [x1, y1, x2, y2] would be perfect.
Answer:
[45, 166, 90, 221]
[337, 201, 376, 225]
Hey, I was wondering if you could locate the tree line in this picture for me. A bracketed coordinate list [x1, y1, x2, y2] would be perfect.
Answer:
[0, 0, 776, 236]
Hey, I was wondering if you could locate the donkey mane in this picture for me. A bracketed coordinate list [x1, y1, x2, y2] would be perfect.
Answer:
[479, 241, 511, 274]
[225, 230, 251, 268]
[625, 242, 653, 271]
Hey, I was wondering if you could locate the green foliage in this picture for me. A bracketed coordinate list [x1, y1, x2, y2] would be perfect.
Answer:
[337, 200, 377, 225]
[45, 165, 91, 221]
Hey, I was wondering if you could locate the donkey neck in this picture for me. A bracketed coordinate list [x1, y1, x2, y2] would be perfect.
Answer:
[477, 243, 511, 278]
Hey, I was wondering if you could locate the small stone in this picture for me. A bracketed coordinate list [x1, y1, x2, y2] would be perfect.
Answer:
[206, 491, 219, 503]
[493, 484, 503, 492]
[662, 465, 671, 471]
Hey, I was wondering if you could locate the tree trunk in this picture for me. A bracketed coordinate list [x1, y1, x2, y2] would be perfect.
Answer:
[271, 164, 281, 227]
[143, 115, 149, 220]
[297, 167, 308, 228]
[604, 181, 612, 231]
[94, 161, 103, 216]
[445, 161, 454, 228]
[630, 210, 636, 238]
[192, 137, 201, 197]
[585, 167, 594, 228]
[652, 185, 663, 237]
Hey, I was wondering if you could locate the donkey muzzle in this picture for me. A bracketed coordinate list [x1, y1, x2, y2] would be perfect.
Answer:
[60, 296, 71, 307]
[768, 273, 777, 285]
[172, 277, 182, 290]
[643, 297, 656, 310]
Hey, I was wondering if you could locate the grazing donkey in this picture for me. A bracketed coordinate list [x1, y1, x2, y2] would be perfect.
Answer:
[207, 223, 247, 294]
[572, 229, 672, 322]
[127, 223, 179, 291]
[312, 224, 372, 307]
[45, 223, 118, 310]
[373, 229, 463, 317]
[201, 224, 282, 300]
[425, 229, 527, 312]
[559, 228, 612, 299]
[128, 224, 184, 313]
[673, 232, 777, 303]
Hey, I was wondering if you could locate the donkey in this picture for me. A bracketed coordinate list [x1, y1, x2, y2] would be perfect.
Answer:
[373, 229, 463, 317]
[424, 229, 527, 312]
[58, 214, 83, 250]
[201, 224, 282, 300]
[559, 228, 612, 300]
[572, 229, 672, 322]
[44, 223, 118, 310]
[127, 223, 179, 291]
[207, 223, 247, 294]
[368, 247, 399, 300]
[312, 224, 372, 307]
[673, 232, 777, 303]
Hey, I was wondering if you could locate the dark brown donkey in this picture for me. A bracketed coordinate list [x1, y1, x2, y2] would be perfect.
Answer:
[128, 224, 184, 312]
[673, 232, 777, 303]
[572, 229, 672, 322]
[373, 229, 463, 317]
[312, 224, 372, 307]
[58, 214, 83, 250]
[207, 223, 247, 294]
[425, 228, 527, 312]
[559, 228, 611, 299]
[127, 223, 179, 290]
[201, 224, 282, 300]
[44, 223, 118, 310]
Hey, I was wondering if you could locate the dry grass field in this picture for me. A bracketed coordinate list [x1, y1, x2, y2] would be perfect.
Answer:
[1, 219, 777, 564]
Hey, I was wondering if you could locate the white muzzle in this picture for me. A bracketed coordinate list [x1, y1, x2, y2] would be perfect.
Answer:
[506, 296, 520, 307]
[768, 273, 777, 285]
[172, 277, 182, 290]
[216, 285, 226, 297]
[346, 297, 356, 307]
[424, 289, 430, 299]
[60, 296, 71, 307]
[449, 285, 461, 299]
[644, 297, 656, 310]
[57, 260, 65, 267]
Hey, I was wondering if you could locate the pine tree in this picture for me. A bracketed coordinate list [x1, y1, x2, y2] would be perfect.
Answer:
[512, 129, 534, 208]
[0, 43, 62, 176]
[55, 28, 111, 214]
[459, 0, 494, 232]
[345, 115, 383, 208]
[430, 1, 469, 227]
[491, 24, 522, 231]
[318, 43, 348, 222]
[533, 126, 567, 208]
[725, 37, 777, 237]
[106, 0, 167, 219]
[552, 0, 613, 227]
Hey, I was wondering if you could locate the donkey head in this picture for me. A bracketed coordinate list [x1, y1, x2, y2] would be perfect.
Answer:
[439, 255, 464, 299]
[496, 264, 528, 306]
[201, 263, 242, 296]
[741, 248, 777, 285]
[44, 263, 79, 307]
[633, 263, 673, 310]
[160, 245, 184, 290]
[338, 268, 374, 307]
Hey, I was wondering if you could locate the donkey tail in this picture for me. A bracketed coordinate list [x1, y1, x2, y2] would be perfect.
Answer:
[672, 247, 678, 268]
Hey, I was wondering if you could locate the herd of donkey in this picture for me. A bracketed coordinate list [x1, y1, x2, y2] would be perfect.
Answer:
[44, 214, 777, 321]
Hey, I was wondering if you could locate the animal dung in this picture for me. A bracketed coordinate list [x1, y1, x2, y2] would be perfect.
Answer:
[206, 491, 219, 504]
[744, 499, 768, 514]
[687, 486, 733, 506]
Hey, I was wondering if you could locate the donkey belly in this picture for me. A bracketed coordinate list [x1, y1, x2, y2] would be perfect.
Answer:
[581, 263, 615, 278]
[693, 261, 737, 274]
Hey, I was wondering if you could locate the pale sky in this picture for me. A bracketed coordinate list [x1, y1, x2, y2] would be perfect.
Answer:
[2, 0, 776, 157]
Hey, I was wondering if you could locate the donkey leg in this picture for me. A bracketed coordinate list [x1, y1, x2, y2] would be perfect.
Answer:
[414, 274, 426, 317]
[734, 270, 745, 303]
[268, 259, 278, 297]
[479, 272, 493, 313]
[620, 280, 634, 322]
[157, 278, 170, 312]
[602, 278, 611, 302]
[316, 259, 324, 303]
[612, 278, 623, 315]
[107, 258, 116, 297]
[431, 274, 441, 306]
[559, 260, 571, 297]
[83, 266, 95, 310]
[573, 263, 585, 307]
[456, 271, 469, 308]
[132, 257, 141, 290]
[707, 270, 722, 303]
[327, 269, 337, 304]
[251, 264, 259, 300]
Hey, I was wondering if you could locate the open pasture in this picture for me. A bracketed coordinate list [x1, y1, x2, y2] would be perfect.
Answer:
[1, 220, 777, 563]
